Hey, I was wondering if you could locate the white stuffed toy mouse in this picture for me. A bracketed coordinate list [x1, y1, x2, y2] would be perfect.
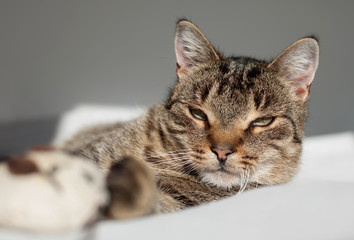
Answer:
[0, 147, 108, 232]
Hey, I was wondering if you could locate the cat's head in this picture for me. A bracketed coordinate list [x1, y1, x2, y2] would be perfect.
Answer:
[165, 20, 319, 189]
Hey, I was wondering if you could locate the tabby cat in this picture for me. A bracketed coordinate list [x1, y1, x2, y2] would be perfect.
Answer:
[61, 19, 318, 219]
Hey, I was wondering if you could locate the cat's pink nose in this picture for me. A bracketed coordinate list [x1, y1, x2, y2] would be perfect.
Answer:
[210, 146, 235, 165]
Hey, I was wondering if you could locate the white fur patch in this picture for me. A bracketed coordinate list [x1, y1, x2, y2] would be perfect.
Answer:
[0, 151, 108, 232]
[200, 171, 240, 189]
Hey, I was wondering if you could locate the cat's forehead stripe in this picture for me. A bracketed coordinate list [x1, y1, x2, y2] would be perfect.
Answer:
[228, 61, 237, 73]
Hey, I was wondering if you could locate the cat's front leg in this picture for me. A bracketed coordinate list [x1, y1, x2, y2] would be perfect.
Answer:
[105, 156, 159, 219]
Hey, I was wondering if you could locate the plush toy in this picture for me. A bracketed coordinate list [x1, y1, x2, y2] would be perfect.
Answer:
[0, 148, 108, 232]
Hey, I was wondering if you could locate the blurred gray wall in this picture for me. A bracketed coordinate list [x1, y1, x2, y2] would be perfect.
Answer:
[1, 0, 353, 136]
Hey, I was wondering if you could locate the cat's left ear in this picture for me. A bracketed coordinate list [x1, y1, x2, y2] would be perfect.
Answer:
[268, 37, 319, 101]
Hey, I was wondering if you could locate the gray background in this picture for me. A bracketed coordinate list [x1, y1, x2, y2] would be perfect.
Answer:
[1, 0, 353, 153]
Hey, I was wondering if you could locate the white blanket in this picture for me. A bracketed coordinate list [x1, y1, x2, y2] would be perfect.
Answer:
[1, 105, 354, 240]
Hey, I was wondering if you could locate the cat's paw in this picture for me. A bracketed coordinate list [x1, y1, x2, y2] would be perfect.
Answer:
[0, 148, 108, 232]
[105, 157, 157, 219]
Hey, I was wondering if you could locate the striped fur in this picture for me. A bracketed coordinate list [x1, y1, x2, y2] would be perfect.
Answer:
[61, 20, 319, 218]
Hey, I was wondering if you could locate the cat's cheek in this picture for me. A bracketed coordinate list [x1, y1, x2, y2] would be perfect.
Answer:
[249, 123, 277, 136]
[189, 120, 208, 132]
[255, 162, 299, 185]
[250, 166, 270, 185]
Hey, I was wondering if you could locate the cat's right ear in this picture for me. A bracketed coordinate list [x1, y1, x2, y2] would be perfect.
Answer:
[175, 20, 220, 79]
[268, 37, 319, 102]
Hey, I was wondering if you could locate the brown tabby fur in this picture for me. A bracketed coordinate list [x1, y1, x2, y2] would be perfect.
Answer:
[60, 19, 319, 218]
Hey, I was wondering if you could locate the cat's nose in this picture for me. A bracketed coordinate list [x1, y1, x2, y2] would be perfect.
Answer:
[210, 146, 236, 165]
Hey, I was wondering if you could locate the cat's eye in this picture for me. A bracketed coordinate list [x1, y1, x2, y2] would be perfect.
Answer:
[189, 108, 208, 121]
[251, 117, 275, 127]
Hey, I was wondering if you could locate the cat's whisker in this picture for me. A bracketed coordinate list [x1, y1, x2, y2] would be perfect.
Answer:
[148, 150, 191, 158]
[170, 165, 191, 171]
[242, 168, 250, 192]
[167, 149, 191, 153]
[167, 148, 191, 153]
[148, 153, 187, 158]
[237, 172, 245, 194]
[165, 160, 190, 168]
[246, 168, 250, 186]
[147, 156, 190, 163]
[147, 154, 188, 159]
[237, 168, 250, 194]
[147, 158, 190, 168]
[181, 163, 198, 175]
[149, 148, 190, 153]
[147, 160, 189, 168]
[239, 182, 246, 193]
[159, 160, 193, 171]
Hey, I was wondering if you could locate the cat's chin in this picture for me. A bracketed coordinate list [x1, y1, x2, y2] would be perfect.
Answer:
[199, 170, 239, 190]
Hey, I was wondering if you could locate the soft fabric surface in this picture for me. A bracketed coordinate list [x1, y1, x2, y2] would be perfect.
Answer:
[1, 105, 353, 240]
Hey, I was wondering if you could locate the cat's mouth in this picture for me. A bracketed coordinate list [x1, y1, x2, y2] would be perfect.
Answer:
[208, 165, 237, 175]
[212, 168, 234, 175]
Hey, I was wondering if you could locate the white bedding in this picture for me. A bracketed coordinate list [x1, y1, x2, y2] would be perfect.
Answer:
[1, 105, 354, 240]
